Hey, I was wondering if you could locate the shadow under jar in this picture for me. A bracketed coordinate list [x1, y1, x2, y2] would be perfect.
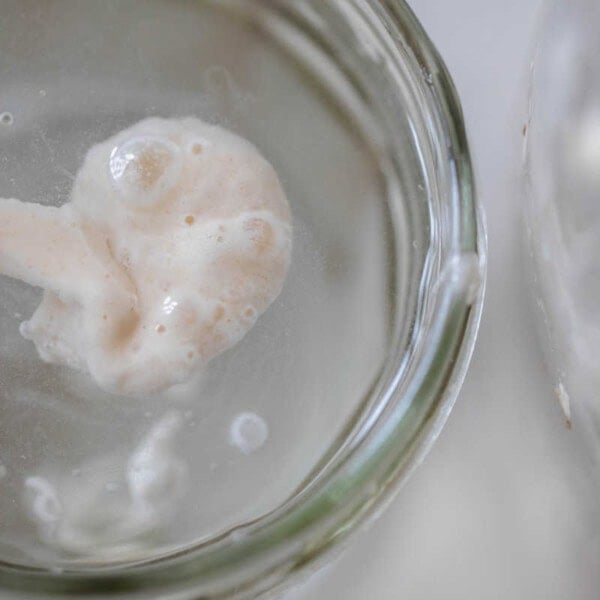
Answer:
[0, 0, 485, 598]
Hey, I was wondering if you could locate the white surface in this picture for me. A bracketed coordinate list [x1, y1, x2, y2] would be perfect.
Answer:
[287, 1, 600, 599]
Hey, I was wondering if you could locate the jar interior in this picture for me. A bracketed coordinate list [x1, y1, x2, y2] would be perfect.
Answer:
[0, 0, 432, 570]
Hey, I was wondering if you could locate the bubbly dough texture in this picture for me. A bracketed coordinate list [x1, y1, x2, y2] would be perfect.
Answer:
[0, 118, 291, 395]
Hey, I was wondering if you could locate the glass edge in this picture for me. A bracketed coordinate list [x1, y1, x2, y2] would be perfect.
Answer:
[0, 0, 486, 596]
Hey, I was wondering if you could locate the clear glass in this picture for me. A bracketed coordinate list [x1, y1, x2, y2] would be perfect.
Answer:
[0, 1, 484, 597]
[525, 0, 600, 444]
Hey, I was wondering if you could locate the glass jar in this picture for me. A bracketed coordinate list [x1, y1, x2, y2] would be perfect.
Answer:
[525, 0, 600, 444]
[0, 1, 485, 597]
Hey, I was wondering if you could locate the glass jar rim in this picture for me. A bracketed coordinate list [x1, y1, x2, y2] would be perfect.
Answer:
[0, 1, 485, 597]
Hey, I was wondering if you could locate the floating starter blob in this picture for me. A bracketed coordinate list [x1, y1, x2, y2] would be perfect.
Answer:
[0, 118, 292, 395]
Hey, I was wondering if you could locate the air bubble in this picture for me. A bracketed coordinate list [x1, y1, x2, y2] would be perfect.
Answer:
[0, 112, 13, 126]
[109, 135, 182, 206]
[229, 412, 268, 455]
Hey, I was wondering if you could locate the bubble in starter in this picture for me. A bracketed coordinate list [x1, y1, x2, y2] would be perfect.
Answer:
[109, 135, 182, 206]
[0, 117, 291, 396]
[0, 112, 13, 126]
[229, 412, 268, 455]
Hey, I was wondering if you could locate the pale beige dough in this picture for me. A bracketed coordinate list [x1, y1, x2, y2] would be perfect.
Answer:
[0, 118, 292, 395]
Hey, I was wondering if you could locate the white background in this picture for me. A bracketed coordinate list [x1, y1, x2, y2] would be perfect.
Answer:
[288, 1, 600, 599]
